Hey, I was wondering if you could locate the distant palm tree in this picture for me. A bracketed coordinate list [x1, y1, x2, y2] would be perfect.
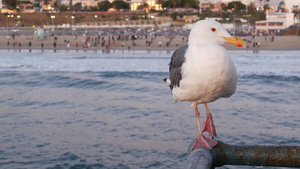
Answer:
[172, 0, 178, 8]
[70, 0, 72, 10]
[221, 3, 226, 11]
[53, 1, 58, 9]
[210, 4, 214, 10]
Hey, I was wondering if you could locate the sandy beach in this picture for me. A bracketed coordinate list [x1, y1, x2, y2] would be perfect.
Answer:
[1, 34, 300, 51]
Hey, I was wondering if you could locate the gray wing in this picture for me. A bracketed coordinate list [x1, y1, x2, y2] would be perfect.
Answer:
[169, 45, 188, 90]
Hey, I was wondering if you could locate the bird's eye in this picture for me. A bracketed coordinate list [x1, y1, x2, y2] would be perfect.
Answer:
[211, 28, 216, 32]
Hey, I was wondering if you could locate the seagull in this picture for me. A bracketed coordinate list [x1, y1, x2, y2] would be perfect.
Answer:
[164, 20, 244, 150]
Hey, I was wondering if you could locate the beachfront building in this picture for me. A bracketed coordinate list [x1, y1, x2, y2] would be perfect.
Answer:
[255, 0, 300, 34]
[285, 0, 300, 13]
[255, 12, 294, 34]
[60, 0, 100, 7]
[80, 0, 100, 8]
[130, 0, 162, 11]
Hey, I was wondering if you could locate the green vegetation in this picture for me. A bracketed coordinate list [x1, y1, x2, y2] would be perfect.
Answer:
[73, 3, 82, 11]
[98, 1, 112, 12]
[162, 0, 199, 9]
[111, 0, 130, 11]
[3, 0, 17, 9]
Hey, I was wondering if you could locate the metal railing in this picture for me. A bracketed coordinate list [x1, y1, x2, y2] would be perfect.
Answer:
[185, 140, 300, 169]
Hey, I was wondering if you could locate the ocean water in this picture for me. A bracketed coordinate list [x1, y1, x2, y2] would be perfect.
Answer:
[0, 49, 299, 169]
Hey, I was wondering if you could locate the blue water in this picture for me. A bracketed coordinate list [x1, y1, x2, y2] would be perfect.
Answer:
[0, 49, 299, 169]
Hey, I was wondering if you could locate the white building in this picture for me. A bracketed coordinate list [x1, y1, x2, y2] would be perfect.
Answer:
[285, 0, 300, 13]
[255, 0, 300, 34]
[255, 12, 294, 34]
[60, 0, 101, 8]
[130, 0, 162, 11]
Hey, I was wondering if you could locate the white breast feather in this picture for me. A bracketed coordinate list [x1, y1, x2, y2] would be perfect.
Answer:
[172, 44, 237, 104]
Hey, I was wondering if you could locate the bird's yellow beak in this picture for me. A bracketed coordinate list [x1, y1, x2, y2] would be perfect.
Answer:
[223, 36, 245, 48]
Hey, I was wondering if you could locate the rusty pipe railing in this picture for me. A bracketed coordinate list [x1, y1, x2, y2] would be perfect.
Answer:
[186, 148, 213, 169]
[186, 140, 300, 169]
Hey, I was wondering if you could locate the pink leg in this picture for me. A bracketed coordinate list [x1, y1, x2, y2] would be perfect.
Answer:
[192, 106, 218, 150]
[202, 103, 217, 138]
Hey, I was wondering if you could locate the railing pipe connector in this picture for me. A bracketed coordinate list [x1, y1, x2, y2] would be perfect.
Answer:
[186, 140, 300, 169]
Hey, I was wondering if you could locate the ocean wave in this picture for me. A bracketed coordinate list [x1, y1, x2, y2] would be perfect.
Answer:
[0, 64, 34, 70]
[0, 71, 169, 92]
[44, 74, 111, 89]
[98, 71, 167, 79]
[239, 73, 300, 83]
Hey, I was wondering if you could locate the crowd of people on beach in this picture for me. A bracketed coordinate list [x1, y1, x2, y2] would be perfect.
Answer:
[4, 25, 294, 51]
[6, 32, 189, 51]
[242, 34, 275, 49]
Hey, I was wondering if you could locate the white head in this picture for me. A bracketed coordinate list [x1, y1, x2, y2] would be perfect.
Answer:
[188, 20, 244, 47]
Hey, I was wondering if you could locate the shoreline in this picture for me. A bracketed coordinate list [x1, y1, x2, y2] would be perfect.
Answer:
[1, 35, 300, 51]
[1, 47, 300, 51]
